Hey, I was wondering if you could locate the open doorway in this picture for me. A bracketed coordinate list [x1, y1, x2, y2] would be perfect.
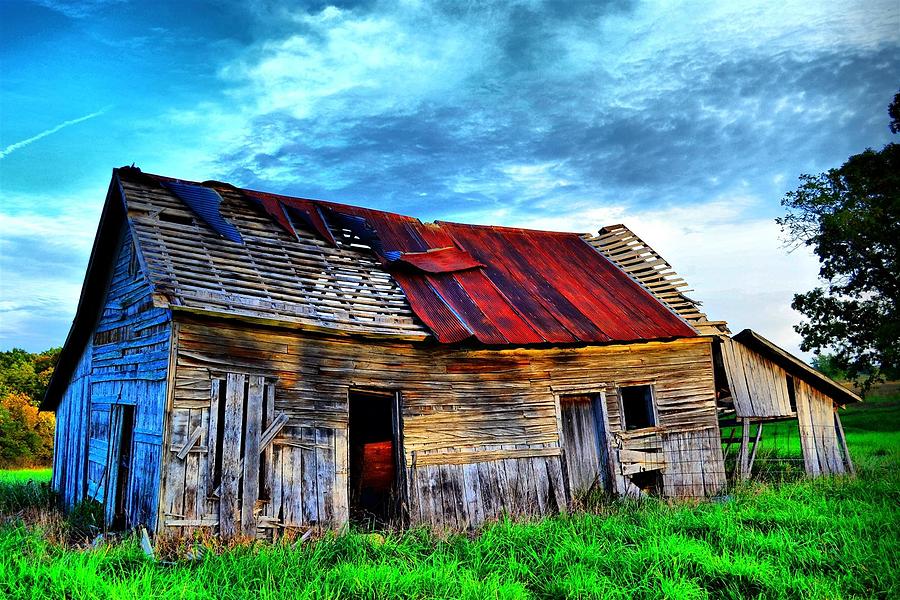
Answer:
[348, 390, 402, 527]
[110, 404, 135, 530]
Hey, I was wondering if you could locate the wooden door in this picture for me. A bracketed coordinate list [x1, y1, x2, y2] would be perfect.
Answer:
[560, 394, 609, 497]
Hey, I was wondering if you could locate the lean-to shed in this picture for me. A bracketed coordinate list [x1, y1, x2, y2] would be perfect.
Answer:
[587, 225, 861, 480]
[45, 167, 734, 537]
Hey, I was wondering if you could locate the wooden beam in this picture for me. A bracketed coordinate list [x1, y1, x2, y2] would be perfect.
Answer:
[176, 427, 203, 460]
[834, 409, 855, 476]
[746, 422, 763, 476]
[738, 418, 751, 480]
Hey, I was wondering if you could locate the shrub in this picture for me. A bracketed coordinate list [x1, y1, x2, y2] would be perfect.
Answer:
[0, 392, 54, 468]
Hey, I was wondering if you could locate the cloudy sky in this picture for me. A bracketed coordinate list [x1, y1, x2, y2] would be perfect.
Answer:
[1, 0, 897, 355]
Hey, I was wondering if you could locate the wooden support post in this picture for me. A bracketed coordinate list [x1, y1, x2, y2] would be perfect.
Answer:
[240, 375, 265, 536]
[834, 409, 855, 476]
[738, 418, 751, 480]
[746, 422, 763, 477]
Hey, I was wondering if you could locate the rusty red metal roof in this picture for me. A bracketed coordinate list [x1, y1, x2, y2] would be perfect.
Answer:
[142, 171, 697, 345]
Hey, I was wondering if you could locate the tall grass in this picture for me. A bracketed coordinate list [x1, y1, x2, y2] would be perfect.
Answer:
[0, 395, 897, 599]
[0, 469, 52, 517]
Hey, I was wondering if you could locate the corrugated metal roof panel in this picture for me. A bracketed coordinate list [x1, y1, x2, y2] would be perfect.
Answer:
[162, 181, 243, 244]
[394, 247, 484, 273]
[390, 271, 473, 343]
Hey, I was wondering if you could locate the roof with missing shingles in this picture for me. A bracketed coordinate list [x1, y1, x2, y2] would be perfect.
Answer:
[116, 167, 697, 344]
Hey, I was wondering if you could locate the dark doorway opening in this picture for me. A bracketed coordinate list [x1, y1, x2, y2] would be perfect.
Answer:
[629, 469, 662, 495]
[112, 405, 135, 530]
[348, 390, 402, 527]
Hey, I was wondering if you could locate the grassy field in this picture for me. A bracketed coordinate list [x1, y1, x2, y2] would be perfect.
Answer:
[0, 469, 51, 484]
[1, 393, 897, 599]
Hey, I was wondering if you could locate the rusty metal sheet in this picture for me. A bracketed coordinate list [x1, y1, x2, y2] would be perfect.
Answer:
[393, 247, 484, 274]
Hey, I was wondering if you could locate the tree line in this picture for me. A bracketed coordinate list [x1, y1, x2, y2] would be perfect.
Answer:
[0, 348, 59, 468]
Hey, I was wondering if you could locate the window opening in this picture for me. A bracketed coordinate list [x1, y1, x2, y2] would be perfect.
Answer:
[620, 385, 656, 431]
[786, 375, 797, 413]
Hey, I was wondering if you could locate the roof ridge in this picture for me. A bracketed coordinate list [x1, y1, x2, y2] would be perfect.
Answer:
[435, 220, 588, 237]
[123, 168, 597, 237]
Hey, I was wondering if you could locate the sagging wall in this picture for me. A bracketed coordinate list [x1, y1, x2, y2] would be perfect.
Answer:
[795, 379, 849, 475]
[720, 338, 794, 418]
[51, 231, 171, 530]
[160, 318, 723, 536]
[719, 337, 852, 476]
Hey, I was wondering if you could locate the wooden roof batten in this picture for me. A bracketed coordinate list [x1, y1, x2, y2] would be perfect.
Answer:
[120, 173, 431, 340]
[582, 224, 730, 336]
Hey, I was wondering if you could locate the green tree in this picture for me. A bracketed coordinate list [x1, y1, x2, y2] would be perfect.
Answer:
[810, 353, 848, 382]
[0, 347, 61, 405]
[0, 347, 60, 467]
[0, 391, 55, 467]
[778, 92, 900, 392]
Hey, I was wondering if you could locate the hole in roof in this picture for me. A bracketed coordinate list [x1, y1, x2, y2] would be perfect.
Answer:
[158, 210, 195, 226]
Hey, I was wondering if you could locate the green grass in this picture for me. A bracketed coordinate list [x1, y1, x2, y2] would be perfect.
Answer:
[0, 469, 51, 485]
[1, 395, 897, 599]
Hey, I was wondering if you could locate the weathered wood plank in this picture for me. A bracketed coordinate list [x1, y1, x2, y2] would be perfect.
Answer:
[263, 384, 276, 503]
[205, 378, 220, 514]
[241, 375, 265, 535]
[219, 373, 244, 538]
[315, 428, 335, 525]
[301, 427, 319, 524]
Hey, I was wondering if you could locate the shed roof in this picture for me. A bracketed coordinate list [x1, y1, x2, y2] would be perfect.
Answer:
[118, 167, 696, 344]
[732, 329, 862, 405]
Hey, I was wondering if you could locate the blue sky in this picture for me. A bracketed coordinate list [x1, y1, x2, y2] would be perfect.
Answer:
[1, 0, 897, 355]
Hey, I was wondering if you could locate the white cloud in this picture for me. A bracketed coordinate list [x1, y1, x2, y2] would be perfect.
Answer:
[0, 195, 102, 350]
[220, 5, 489, 121]
[27, 0, 126, 19]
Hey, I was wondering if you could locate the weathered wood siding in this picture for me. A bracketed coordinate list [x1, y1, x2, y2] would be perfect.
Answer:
[720, 337, 794, 417]
[160, 317, 722, 535]
[52, 340, 93, 507]
[659, 426, 726, 497]
[51, 230, 171, 530]
[720, 336, 851, 477]
[795, 379, 850, 476]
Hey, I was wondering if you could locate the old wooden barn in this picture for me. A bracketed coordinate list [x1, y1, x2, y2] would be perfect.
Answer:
[42, 167, 851, 539]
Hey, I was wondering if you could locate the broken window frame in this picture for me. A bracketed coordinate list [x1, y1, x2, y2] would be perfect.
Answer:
[616, 382, 659, 431]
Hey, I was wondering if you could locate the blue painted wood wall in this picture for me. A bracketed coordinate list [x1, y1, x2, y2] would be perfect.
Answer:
[51, 226, 171, 530]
